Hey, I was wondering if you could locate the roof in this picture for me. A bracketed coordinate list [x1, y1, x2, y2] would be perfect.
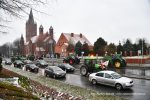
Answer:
[98, 70, 116, 74]
[63, 33, 92, 46]
[31, 36, 38, 43]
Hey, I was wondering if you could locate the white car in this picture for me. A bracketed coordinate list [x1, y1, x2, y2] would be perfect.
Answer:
[89, 70, 133, 90]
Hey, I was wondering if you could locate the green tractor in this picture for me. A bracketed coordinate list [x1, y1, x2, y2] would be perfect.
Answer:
[80, 54, 126, 76]
[80, 57, 106, 76]
[103, 54, 126, 68]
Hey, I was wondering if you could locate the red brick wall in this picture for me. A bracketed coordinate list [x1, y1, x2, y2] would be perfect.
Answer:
[55, 33, 68, 54]
[125, 58, 150, 64]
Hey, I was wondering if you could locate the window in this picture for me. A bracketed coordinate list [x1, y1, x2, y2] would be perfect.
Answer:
[96, 73, 104, 77]
[105, 73, 112, 79]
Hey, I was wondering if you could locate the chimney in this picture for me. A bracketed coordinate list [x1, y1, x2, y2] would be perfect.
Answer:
[71, 33, 74, 37]
[80, 33, 82, 38]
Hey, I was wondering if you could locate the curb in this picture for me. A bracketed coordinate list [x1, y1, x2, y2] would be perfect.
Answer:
[123, 74, 150, 80]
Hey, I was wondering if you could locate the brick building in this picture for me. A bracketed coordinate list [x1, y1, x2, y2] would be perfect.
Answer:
[24, 9, 56, 57]
[55, 33, 93, 56]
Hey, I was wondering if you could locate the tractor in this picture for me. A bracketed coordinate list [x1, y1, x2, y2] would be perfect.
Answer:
[63, 55, 80, 65]
[80, 54, 126, 76]
[80, 57, 106, 76]
[103, 54, 126, 68]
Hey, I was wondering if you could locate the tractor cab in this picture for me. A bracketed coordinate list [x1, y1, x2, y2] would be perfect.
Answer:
[80, 56, 106, 76]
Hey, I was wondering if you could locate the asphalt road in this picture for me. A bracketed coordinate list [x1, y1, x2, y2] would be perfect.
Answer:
[3, 62, 150, 100]
[38, 65, 150, 100]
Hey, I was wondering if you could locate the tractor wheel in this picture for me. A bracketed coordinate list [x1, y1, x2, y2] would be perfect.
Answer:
[114, 60, 121, 68]
[80, 66, 88, 76]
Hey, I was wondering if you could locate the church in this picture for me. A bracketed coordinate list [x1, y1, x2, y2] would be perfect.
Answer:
[23, 9, 56, 58]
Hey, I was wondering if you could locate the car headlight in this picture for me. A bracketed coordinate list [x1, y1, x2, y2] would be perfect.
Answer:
[125, 83, 130, 86]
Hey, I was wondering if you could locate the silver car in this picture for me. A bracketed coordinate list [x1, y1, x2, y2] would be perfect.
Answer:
[89, 70, 133, 90]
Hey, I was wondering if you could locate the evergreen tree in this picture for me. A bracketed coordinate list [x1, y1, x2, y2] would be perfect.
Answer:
[94, 37, 107, 56]
[123, 39, 133, 56]
[74, 41, 82, 56]
[117, 41, 124, 54]
[82, 42, 89, 56]
[105, 43, 116, 55]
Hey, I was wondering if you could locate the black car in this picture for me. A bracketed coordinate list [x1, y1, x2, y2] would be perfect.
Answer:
[58, 63, 75, 72]
[25, 63, 39, 73]
[44, 66, 66, 78]
[23, 60, 32, 65]
[13, 60, 24, 68]
[5, 59, 12, 65]
[35, 60, 48, 68]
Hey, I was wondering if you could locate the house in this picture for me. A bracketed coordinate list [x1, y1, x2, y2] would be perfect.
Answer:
[55, 33, 93, 56]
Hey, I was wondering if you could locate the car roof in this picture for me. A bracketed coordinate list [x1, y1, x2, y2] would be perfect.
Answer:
[47, 66, 58, 68]
[98, 70, 116, 74]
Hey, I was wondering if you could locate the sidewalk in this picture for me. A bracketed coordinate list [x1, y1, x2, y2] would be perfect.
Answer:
[127, 63, 150, 68]
[123, 74, 150, 80]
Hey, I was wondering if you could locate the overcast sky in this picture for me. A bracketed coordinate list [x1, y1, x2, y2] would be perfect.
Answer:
[0, 0, 150, 46]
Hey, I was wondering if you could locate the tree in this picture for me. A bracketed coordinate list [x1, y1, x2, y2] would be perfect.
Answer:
[117, 41, 124, 54]
[74, 41, 82, 56]
[94, 37, 107, 56]
[0, 0, 46, 34]
[105, 43, 116, 55]
[123, 39, 133, 56]
[136, 38, 148, 55]
[82, 42, 89, 56]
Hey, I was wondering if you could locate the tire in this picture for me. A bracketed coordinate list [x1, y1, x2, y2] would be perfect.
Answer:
[92, 79, 97, 85]
[114, 60, 121, 68]
[53, 74, 56, 78]
[80, 66, 88, 76]
[115, 83, 122, 90]
[45, 73, 47, 77]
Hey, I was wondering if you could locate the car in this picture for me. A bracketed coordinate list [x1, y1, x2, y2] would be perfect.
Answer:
[58, 63, 75, 72]
[23, 60, 32, 65]
[5, 58, 12, 65]
[13, 60, 24, 68]
[89, 70, 133, 90]
[44, 66, 66, 78]
[35, 60, 48, 68]
[25, 63, 39, 73]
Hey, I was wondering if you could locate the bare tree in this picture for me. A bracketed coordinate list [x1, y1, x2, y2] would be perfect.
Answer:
[0, 0, 47, 34]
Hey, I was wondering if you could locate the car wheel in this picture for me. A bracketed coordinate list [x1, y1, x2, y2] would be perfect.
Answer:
[45, 73, 47, 77]
[92, 79, 97, 85]
[114, 60, 121, 68]
[53, 74, 56, 78]
[80, 66, 88, 76]
[115, 83, 122, 90]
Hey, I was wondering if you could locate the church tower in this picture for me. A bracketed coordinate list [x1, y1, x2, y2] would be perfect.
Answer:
[49, 26, 53, 39]
[26, 9, 37, 42]
[20, 34, 25, 55]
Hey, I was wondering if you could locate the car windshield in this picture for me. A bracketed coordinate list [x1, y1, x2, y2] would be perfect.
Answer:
[6, 59, 11, 62]
[111, 73, 121, 79]
[64, 64, 73, 68]
[30, 64, 36, 68]
[39, 60, 47, 64]
[52, 67, 62, 71]
[16, 60, 22, 63]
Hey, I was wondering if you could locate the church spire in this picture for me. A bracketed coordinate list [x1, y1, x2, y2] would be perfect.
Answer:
[28, 8, 34, 22]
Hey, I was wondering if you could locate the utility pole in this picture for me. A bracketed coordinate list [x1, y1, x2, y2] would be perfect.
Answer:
[141, 38, 144, 66]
